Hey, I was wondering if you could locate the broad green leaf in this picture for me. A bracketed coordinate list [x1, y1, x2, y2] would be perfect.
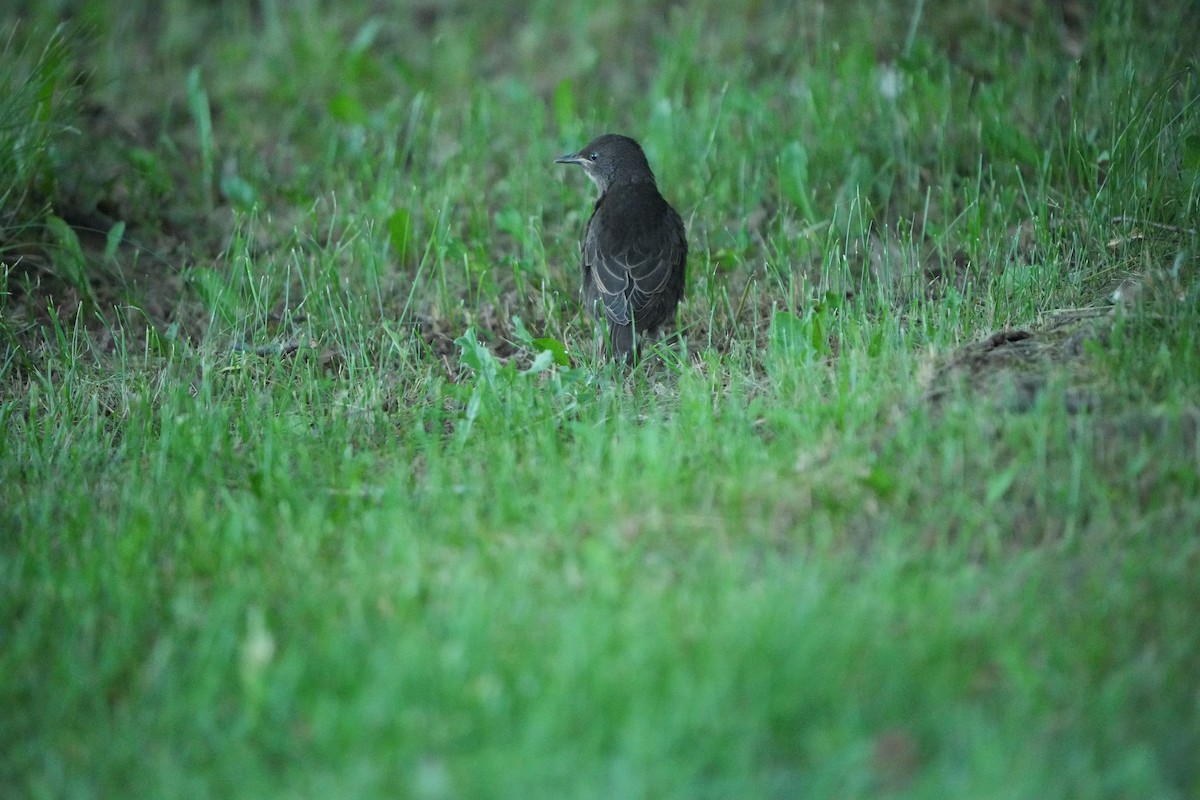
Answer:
[778, 141, 815, 219]
[769, 309, 822, 360]
[103, 220, 125, 261]
[45, 215, 94, 303]
[523, 348, 557, 375]
[531, 337, 570, 367]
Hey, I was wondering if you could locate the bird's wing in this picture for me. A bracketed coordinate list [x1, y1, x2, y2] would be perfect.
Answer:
[584, 208, 686, 327]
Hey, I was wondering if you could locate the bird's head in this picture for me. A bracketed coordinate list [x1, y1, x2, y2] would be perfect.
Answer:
[555, 133, 656, 193]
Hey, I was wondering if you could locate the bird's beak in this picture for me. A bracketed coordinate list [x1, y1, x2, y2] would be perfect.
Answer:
[554, 152, 583, 165]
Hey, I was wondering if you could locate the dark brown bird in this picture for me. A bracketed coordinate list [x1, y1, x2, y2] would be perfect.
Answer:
[555, 134, 687, 362]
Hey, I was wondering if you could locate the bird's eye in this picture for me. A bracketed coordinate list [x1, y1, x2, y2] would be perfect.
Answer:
[589, 152, 599, 161]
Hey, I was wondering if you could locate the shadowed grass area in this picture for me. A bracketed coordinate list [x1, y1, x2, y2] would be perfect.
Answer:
[2, 1, 1199, 797]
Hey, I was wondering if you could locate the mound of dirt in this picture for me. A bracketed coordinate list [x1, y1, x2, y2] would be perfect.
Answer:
[923, 307, 1116, 412]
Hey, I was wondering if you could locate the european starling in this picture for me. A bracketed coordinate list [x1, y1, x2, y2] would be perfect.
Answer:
[555, 134, 687, 362]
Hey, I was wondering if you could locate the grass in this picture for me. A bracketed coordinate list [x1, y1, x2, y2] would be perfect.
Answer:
[2, 1, 1199, 797]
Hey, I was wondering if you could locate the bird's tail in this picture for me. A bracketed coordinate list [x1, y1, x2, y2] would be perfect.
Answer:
[609, 323, 636, 364]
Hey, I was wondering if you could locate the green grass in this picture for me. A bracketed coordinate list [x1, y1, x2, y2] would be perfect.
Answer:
[3, 1, 1199, 797]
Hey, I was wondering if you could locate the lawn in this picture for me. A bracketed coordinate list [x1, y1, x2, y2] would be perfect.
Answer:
[2, 1, 1199, 797]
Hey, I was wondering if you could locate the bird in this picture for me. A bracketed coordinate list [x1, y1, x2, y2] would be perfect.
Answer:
[555, 133, 687, 363]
